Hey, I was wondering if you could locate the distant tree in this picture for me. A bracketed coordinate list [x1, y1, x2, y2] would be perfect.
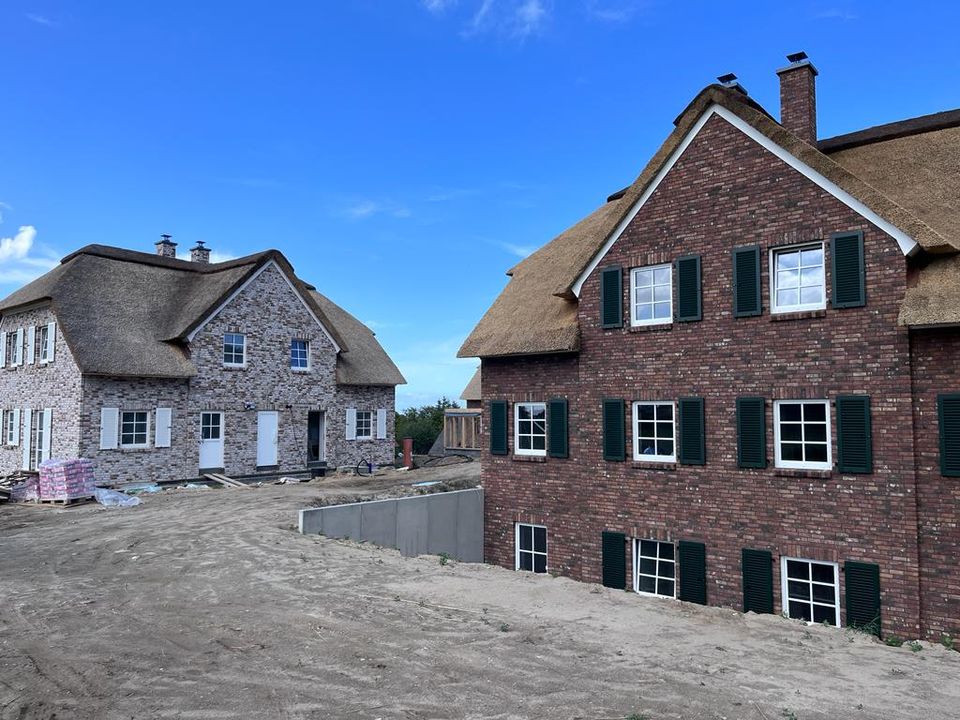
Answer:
[396, 396, 460, 455]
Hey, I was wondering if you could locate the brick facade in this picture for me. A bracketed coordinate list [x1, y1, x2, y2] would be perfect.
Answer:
[2, 262, 396, 485]
[479, 113, 955, 640]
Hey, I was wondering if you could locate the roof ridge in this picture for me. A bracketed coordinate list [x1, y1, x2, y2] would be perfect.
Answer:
[60, 244, 270, 272]
[819, 108, 960, 153]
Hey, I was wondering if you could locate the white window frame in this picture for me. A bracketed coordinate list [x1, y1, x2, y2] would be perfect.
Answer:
[515, 522, 548, 573]
[222, 333, 246, 367]
[514, 401, 547, 457]
[290, 338, 310, 371]
[773, 399, 832, 470]
[780, 556, 840, 627]
[630, 263, 673, 327]
[355, 410, 373, 439]
[633, 538, 677, 599]
[770, 242, 827, 314]
[119, 410, 151, 449]
[37, 325, 50, 363]
[3, 410, 14, 445]
[632, 401, 676, 462]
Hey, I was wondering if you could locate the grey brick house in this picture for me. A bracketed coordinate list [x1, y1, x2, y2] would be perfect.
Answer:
[0, 238, 405, 484]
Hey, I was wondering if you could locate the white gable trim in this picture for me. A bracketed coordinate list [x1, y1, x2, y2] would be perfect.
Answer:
[571, 103, 919, 297]
[185, 260, 341, 352]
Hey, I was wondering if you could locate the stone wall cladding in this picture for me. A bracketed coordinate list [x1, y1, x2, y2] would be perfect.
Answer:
[328, 384, 397, 470]
[76, 262, 396, 483]
[908, 328, 960, 639]
[481, 114, 927, 639]
[0, 306, 83, 475]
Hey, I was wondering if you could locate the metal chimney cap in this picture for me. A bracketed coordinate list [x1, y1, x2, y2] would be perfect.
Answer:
[777, 51, 819, 76]
[157, 233, 176, 245]
[717, 73, 748, 95]
[786, 51, 808, 63]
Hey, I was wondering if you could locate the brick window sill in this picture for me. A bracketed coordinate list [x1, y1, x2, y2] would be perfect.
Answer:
[631, 461, 677, 471]
[774, 468, 833, 479]
[629, 323, 673, 334]
[769, 309, 827, 322]
[512, 454, 547, 463]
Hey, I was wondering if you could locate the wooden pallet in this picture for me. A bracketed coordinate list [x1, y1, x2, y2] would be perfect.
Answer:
[9, 496, 94, 509]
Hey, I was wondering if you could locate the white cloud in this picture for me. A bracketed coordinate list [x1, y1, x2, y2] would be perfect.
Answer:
[584, 0, 643, 22]
[514, 0, 547, 37]
[422, 0, 457, 12]
[336, 199, 412, 220]
[0, 226, 61, 287]
[0, 225, 37, 262]
[499, 241, 536, 258]
[433, 0, 549, 40]
[391, 335, 478, 410]
[25, 13, 56, 26]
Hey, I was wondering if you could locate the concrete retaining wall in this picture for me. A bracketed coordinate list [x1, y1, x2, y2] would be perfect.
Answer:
[298, 488, 483, 562]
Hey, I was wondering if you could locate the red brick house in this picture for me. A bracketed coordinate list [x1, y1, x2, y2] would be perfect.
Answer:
[459, 53, 960, 640]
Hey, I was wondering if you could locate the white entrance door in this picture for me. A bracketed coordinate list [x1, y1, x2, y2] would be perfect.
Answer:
[257, 411, 279, 467]
[199, 411, 224, 470]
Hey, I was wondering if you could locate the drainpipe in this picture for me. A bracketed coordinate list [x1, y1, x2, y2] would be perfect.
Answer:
[402, 437, 414, 470]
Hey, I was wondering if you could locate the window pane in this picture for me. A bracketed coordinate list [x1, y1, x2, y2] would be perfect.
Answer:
[656, 422, 672, 438]
[519, 525, 532, 550]
[800, 286, 823, 304]
[653, 267, 670, 285]
[781, 443, 804, 461]
[659, 542, 674, 560]
[518, 436, 531, 450]
[654, 302, 671, 318]
[636, 304, 653, 321]
[532, 435, 545, 450]
[639, 557, 656, 575]
[639, 575, 656, 594]
[635, 270, 652, 287]
[533, 554, 546, 574]
[519, 553, 533, 571]
[635, 287, 653, 304]
[806, 444, 828, 462]
[518, 405, 531, 420]
[653, 284, 671, 302]
[777, 289, 799, 307]
[804, 403, 826, 422]
[640, 540, 657, 558]
[788, 580, 810, 600]
[660, 561, 675, 579]
[780, 404, 802, 422]
[800, 266, 824, 286]
[780, 423, 802, 442]
[801, 247, 823, 267]
[777, 269, 800, 289]
[533, 526, 546, 552]
[639, 439, 657, 455]
[531, 405, 546, 420]
[658, 579, 674, 597]
[812, 583, 836, 604]
[639, 422, 655, 438]
[777, 251, 800, 270]
[638, 405, 654, 421]
[656, 404, 672, 421]
[813, 605, 836, 625]
[789, 601, 812, 621]
[811, 563, 834, 583]
[787, 560, 809, 580]
[658, 440, 674, 456]
[805, 424, 827, 442]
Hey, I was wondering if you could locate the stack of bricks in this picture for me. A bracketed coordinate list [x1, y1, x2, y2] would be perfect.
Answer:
[38, 459, 95, 501]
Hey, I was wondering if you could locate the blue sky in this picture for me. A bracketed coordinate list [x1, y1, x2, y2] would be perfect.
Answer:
[2, 1, 958, 409]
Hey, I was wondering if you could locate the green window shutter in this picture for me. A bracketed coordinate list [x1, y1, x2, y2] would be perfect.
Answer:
[831, 231, 866, 308]
[836, 395, 873, 473]
[844, 561, 881, 636]
[736, 397, 767, 469]
[548, 398, 568, 458]
[677, 540, 707, 605]
[675, 254, 702, 322]
[600, 265, 623, 329]
[741, 548, 774, 614]
[678, 397, 705, 465]
[602, 398, 625, 461]
[732, 245, 762, 317]
[489, 400, 508, 456]
[939, 394, 960, 477]
[601, 531, 626, 589]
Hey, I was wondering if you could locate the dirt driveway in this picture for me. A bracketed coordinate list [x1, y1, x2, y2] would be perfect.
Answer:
[1, 466, 957, 720]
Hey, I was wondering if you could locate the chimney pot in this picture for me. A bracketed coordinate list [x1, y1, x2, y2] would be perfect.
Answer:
[717, 73, 748, 96]
[776, 51, 818, 144]
[190, 240, 211, 264]
[155, 233, 178, 258]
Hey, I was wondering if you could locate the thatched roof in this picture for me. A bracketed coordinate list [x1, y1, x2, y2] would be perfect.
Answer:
[459, 84, 960, 358]
[900, 255, 960, 327]
[460, 368, 481, 401]
[0, 245, 403, 385]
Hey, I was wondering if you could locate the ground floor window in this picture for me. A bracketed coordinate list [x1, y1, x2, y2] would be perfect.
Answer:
[781, 557, 840, 626]
[200, 411, 222, 440]
[355, 410, 373, 439]
[634, 539, 676, 598]
[515, 523, 547, 573]
[120, 411, 149, 448]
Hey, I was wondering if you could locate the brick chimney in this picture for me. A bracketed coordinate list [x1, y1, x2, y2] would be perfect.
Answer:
[776, 51, 818, 145]
[155, 234, 177, 258]
[190, 241, 211, 264]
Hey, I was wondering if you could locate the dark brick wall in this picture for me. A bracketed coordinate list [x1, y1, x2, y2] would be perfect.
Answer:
[909, 328, 960, 639]
[481, 113, 936, 638]
[778, 66, 817, 144]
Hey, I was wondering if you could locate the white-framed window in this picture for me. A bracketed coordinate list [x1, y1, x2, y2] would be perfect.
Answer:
[515, 523, 547, 573]
[290, 339, 310, 370]
[632, 401, 676, 462]
[36, 325, 49, 363]
[355, 410, 373, 439]
[781, 557, 840, 626]
[633, 539, 676, 598]
[773, 400, 831, 470]
[514, 402, 546, 456]
[222, 333, 246, 366]
[120, 411, 150, 448]
[630, 263, 672, 326]
[3, 410, 16, 446]
[200, 411, 222, 441]
[771, 243, 826, 313]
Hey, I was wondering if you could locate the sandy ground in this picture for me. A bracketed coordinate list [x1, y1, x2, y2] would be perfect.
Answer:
[1, 463, 958, 720]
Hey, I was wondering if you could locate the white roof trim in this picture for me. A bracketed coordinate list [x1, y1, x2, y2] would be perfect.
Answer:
[186, 259, 342, 353]
[571, 103, 919, 297]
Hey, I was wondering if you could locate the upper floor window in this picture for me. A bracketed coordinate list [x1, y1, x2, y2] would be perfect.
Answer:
[223, 333, 246, 366]
[632, 401, 676, 462]
[355, 410, 373, 439]
[37, 325, 51, 363]
[290, 339, 310, 370]
[773, 400, 831, 470]
[771, 243, 825, 313]
[631, 264, 672, 326]
[120, 411, 149, 448]
[515, 402, 546, 456]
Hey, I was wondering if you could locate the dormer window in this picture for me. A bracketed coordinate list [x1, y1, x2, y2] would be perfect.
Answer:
[223, 333, 246, 367]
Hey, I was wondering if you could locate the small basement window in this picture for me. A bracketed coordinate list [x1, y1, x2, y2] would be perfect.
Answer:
[774, 400, 831, 470]
[120, 411, 149, 448]
[514, 402, 546, 456]
[771, 243, 825, 313]
[631, 263, 673, 326]
[223, 333, 246, 366]
[634, 539, 676, 598]
[781, 557, 840, 626]
[515, 523, 547, 573]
